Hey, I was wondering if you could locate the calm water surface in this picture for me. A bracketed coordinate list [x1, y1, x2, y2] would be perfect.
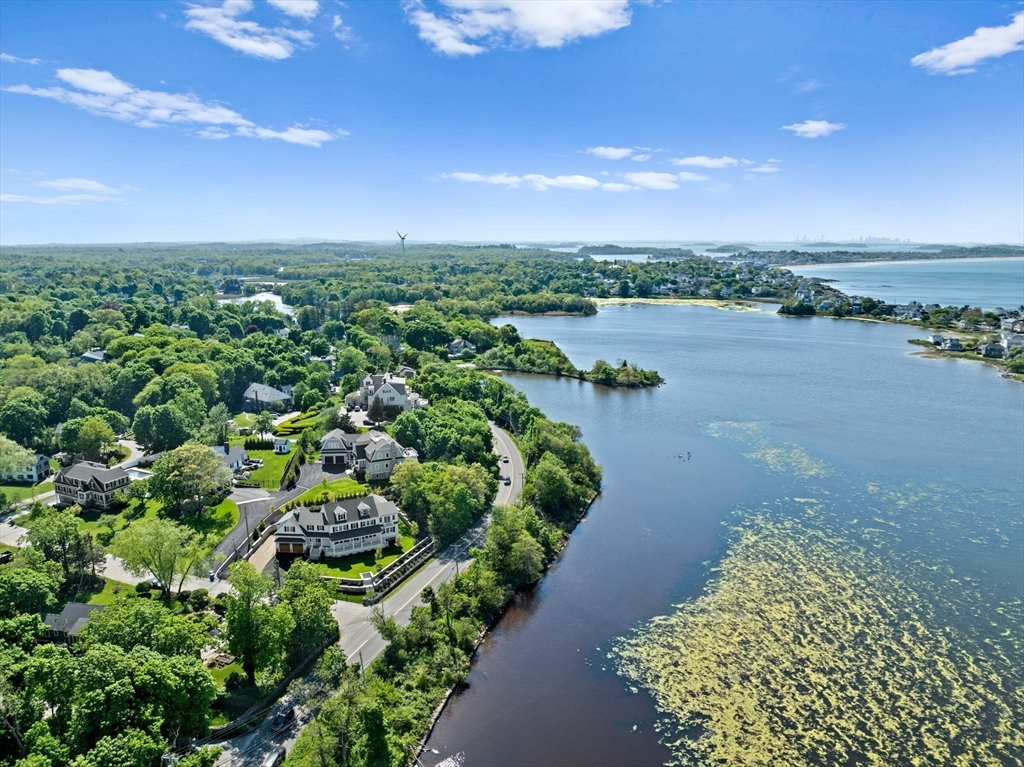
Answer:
[794, 257, 1024, 309]
[217, 291, 294, 316]
[422, 304, 1024, 767]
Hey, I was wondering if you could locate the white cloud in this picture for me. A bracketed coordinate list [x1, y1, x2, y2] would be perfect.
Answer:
[795, 79, 820, 93]
[630, 153, 651, 162]
[4, 68, 338, 147]
[405, 0, 631, 57]
[332, 15, 356, 43]
[911, 12, 1023, 75]
[524, 173, 601, 191]
[445, 171, 522, 186]
[444, 171, 601, 191]
[781, 119, 845, 138]
[35, 178, 125, 193]
[747, 163, 780, 174]
[670, 155, 739, 168]
[600, 182, 635, 192]
[623, 171, 680, 190]
[184, 0, 313, 60]
[676, 171, 710, 182]
[266, 0, 319, 20]
[0, 53, 42, 65]
[0, 193, 122, 205]
[585, 145, 633, 160]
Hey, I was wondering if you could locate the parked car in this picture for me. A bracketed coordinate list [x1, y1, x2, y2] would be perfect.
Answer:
[501, 455, 509, 463]
[261, 747, 286, 767]
[208, 569, 216, 582]
[0, 551, 12, 564]
[503, 477, 511, 486]
[270, 707, 296, 734]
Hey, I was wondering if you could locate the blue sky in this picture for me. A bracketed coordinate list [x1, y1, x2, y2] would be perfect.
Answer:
[1, 0, 1022, 245]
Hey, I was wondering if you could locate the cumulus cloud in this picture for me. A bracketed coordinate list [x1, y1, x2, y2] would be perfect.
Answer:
[443, 171, 601, 191]
[0, 53, 41, 65]
[266, 0, 319, 20]
[332, 15, 356, 43]
[747, 163, 780, 173]
[671, 155, 739, 168]
[600, 182, 635, 192]
[911, 12, 1023, 75]
[781, 119, 845, 138]
[4, 68, 339, 147]
[405, 0, 632, 57]
[676, 171, 710, 182]
[585, 145, 634, 160]
[185, 0, 313, 60]
[623, 171, 681, 190]
[630, 153, 651, 162]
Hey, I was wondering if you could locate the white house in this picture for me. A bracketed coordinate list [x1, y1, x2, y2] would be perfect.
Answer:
[447, 338, 476, 357]
[358, 373, 427, 412]
[214, 444, 249, 472]
[242, 382, 292, 412]
[275, 494, 401, 559]
[274, 438, 291, 454]
[319, 429, 417, 480]
[1, 454, 51, 484]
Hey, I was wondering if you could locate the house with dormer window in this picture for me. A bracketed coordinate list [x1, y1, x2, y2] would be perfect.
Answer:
[319, 429, 417, 480]
[275, 494, 401, 559]
[358, 374, 427, 412]
[53, 461, 131, 509]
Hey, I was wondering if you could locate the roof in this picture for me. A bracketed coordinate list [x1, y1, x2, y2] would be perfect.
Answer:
[320, 430, 403, 457]
[42, 602, 105, 636]
[57, 461, 128, 485]
[285, 494, 398, 542]
[365, 374, 407, 396]
[80, 350, 108, 362]
[215, 445, 248, 465]
[243, 382, 291, 402]
[274, 437, 289, 445]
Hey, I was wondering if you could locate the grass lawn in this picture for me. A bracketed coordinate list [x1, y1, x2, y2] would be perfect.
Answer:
[291, 477, 368, 507]
[1, 481, 54, 504]
[312, 535, 414, 579]
[244, 449, 291, 490]
[84, 577, 137, 605]
[232, 412, 256, 429]
[23, 497, 239, 546]
[209, 661, 244, 689]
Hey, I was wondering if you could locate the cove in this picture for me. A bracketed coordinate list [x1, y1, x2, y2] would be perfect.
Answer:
[421, 303, 1023, 766]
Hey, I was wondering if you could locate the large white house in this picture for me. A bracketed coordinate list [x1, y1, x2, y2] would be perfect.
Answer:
[319, 429, 417, 480]
[53, 462, 131, 509]
[1, 454, 51, 484]
[275, 494, 401, 559]
[358, 373, 427, 412]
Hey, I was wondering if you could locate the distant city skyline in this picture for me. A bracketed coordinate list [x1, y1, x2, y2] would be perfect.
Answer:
[1, 1, 1022, 245]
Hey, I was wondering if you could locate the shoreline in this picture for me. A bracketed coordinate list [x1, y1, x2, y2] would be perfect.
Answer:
[592, 297, 767, 311]
[786, 254, 1024, 269]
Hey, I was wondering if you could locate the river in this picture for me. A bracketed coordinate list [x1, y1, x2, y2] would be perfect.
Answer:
[422, 303, 1024, 766]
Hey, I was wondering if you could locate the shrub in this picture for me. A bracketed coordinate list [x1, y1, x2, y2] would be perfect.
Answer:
[177, 589, 192, 603]
[135, 580, 153, 593]
[189, 589, 210, 611]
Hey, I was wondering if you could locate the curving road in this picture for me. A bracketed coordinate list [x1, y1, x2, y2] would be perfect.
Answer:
[212, 424, 524, 767]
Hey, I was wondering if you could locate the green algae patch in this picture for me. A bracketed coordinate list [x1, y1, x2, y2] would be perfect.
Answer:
[613, 516, 1024, 766]
[705, 421, 829, 479]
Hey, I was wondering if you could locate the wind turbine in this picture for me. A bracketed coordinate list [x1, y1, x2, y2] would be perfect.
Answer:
[396, 231, 408, 254]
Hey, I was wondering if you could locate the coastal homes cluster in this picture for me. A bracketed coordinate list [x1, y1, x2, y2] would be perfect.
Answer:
[320, 429, 417, 481]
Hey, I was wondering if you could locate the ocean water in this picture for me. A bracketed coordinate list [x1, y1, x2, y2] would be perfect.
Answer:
[794, 257, 1024, 310]
[421, 304, 1024, 766]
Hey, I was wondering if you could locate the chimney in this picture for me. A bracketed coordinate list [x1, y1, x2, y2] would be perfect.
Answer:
[223, 442, 230, 453]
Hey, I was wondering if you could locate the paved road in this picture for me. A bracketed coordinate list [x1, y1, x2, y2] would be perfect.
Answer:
[211, 424, 524, 767]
